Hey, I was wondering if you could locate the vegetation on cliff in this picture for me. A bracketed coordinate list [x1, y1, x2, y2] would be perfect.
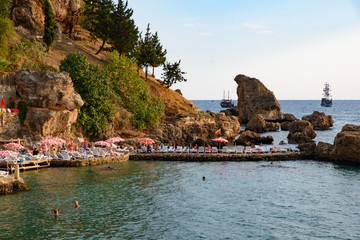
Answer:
[43, 0, 57, 51]
[0, 0, 14, 68]
[60, 52, 165, 136]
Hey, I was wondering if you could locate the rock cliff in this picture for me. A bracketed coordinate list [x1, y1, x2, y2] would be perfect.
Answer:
[14, 69, 83, 141]
[11, 0, 82, 35]
[302, 111, 334, 130]
[235, 74, 283, 123]
[150, 112, 241, 146]
[330, 124, 360, 163]
[287, 120, 317, 144]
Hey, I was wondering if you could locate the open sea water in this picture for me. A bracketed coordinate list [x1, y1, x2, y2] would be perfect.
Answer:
[0, 100, 359, 239]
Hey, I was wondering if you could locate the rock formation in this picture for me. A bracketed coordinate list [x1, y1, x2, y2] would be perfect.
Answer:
[280, 113, 298, 130]
[287, 120, 317, 143]
[0, 176, 30, 194]
[245, 114, 280, 133]
[330, 124, 360, 163]
[235, 130, 274, 146]
[14, 69, 84, 140]
[314, 141, 334, 161]
[302, 111, 334, 130]
[234, 74, 283, 123]
[151, 112, 241, 146]
[11, 0, 83, 35]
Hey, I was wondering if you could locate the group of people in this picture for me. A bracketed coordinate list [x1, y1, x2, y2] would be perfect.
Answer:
[53, 201, 80, 216]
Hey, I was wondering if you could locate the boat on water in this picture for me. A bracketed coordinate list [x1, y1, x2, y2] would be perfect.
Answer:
[220, 91, 234, 108]
[321, 82, 332, 107]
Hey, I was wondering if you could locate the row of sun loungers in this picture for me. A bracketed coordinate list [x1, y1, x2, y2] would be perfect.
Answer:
[138, 145, 300, 154]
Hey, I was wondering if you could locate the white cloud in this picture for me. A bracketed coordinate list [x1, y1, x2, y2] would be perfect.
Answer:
[241, 22, 265, 30]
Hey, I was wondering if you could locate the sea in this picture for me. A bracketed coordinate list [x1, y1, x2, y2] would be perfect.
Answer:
[0, 100, 359, 240]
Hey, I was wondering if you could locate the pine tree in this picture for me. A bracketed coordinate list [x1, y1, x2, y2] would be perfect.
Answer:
[43, 0, 57, 51]
[109, 1, 139, 56]
[161, 60, 187, 88]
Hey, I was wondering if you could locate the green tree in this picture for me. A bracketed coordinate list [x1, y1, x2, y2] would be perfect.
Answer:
[43, 0, 58, 51]
[0, 0, 14, 59]
[161, 60, 187, 88]
[81, 0, 115, 54]
[109, 1, 139, 56]
[133, 24, 167, 80]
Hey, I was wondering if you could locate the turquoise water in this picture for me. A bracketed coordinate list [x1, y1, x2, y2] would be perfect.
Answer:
[1, 160, 360, 239]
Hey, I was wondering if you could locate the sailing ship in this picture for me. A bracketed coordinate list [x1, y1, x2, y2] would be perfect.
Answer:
[220, 91, 234, 108]
[321, 82, 332, 107]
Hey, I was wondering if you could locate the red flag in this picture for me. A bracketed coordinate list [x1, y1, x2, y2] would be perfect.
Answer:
[1, 97, 5, 108]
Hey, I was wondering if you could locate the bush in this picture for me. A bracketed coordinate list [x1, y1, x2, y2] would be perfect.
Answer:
[18, 101, 28, 126]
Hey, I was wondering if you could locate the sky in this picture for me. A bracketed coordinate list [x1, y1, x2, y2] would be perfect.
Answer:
[127, 0, 360, 100]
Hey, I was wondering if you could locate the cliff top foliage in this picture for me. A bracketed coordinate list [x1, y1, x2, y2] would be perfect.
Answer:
[60, 51, 165, 136]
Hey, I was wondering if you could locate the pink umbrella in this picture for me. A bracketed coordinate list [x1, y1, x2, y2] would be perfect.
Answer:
[49, 138, 66, 144]
[93, 141, 109, 146]
[138, 138, 155, 145]
[70, 142, 75, 151]
[40, 139, 57, 145]
[3, 142, 23, 149]
[0, 150, 19, 157]
[106, 137, 125, 144]
[211, 137, 228, 143]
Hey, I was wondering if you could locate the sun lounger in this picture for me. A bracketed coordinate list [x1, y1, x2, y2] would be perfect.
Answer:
[205, 147, 212, 153]
[161, 146, 168, 153]
[167, 146, 175, 153]
[211, 147, 218, 153]
[198, 147, 205, 153]
[219, 146, 229, 153]
[244, 146, 251, 154]
[182, 146, 190, 153]
[190, 148, 198, 153]
[61, 152, 72, 160]
[175, 146, 183, 153]
[289, 145, 300, 152]
[228, 147, 236, 154]
[235, 146, 244, 154]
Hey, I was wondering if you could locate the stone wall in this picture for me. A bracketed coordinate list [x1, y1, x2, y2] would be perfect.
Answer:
[0, 113, 20, 139]
[51, 154, 129, 167]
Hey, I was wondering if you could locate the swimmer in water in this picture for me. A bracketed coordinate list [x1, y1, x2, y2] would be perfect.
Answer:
[202, 176, 206, 181]
[74, 201, 80, 208]
[54, 209, 59, 216]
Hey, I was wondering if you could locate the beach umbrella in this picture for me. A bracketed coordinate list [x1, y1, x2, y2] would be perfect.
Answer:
[49, 138, 66, 144]
[106, 137, 125, 144]
[3, 142, 23, 149]
[138, 138, 155, 145]
[211, 137, 228, 143]
[70, 142, 75, 151]
[0, 150, 19, 157]
[93, 141, 109, 146]
[40, 139, 57, 146]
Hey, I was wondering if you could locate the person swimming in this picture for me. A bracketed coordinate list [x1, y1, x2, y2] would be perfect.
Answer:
[74, 201, 80, 208]
[53, 209, 59, 216]
[202, 176, 206, 181]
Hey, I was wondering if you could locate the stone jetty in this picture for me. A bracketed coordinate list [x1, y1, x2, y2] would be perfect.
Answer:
[51, 154, 129, 167]
[130, 152, 305, 162]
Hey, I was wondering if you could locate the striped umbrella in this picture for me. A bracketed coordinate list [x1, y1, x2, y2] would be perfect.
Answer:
[41, 144, 48, 152]
[3, 142, 23, 149]
[0, 150, 19, 157]
[40, 139, 57, 145]
[49, 138, 66, 144]
[93, 141, 109, 146]
[106, 137, 125, 143]
[138, 138, 155, 145]
[211, 137, 228, 143]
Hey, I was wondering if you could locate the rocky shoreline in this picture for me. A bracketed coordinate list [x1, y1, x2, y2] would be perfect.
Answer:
[0, 176, 30, 195]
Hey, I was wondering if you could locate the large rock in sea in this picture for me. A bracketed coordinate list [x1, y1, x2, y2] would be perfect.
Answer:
[331, 124, 360, 163]
[234, 74, 283, 123]
[287, 120, 317, 143]
[235, 130, 274, 146]
[152, 112, 241, 146]
[15, 69, 83, 140]
[314, 141, 334, 161]
[245, 114, 280, 133]
[11, 0, 82, 35]
[280, 113, 298, 130]
[302, 111, 334, 130]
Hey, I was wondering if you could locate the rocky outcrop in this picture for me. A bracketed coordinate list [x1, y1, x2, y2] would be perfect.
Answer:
[0, 113, 20, 140]
[314, 141, 334, 160]
[220, 106, 239, 117]
[11, 0, 82, 35]
[280, 113, 298, 130]
[14, 69, 83, 140]
[151, 112, 241, 146]
[0, 176, 31, 194]
[330, 124, 360, 163]
[235, 74, 283, 123]
[302, 111, 334, 130]
[245, 114, 280, 133]
[15, 70, 83, 110]
[235, 130, 274, 146]
[280, 122, 291, 131]
[287, 120, 317, 144]
[297, 142, 316, 156]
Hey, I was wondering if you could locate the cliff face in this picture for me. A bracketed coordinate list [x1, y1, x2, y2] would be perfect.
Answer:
[15, 69, 84, 141]
[235, 74, 283, 123]
[11, 0, 82, 35]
